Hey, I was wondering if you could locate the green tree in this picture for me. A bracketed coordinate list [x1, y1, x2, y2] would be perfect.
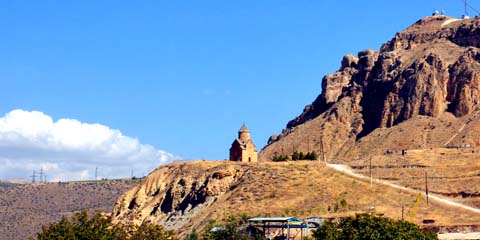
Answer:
[202, 219, 247, 240]
[202, 215, 263, 240]
[292, 151, 300, 161]
[35, 210, 177, 240]
[130, 222, 177, 240]
[312, 213, 438, 240]
[309, 151, 319, 160]
[184, 228, 199, 240]
[272, 154, 290, 162]
[36, 210, 125, 240]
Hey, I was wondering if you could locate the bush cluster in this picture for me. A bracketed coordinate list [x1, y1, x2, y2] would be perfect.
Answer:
[34, 210, 178, 240]
[272, 150, 319, 162]
[312, 213, 438, 240]
[291, 150, 319, 161]
[272, 154, 290, 162]
[188, 213, 437, 240]
[38, 211, 438, 240]
[192, 214, 263, 240]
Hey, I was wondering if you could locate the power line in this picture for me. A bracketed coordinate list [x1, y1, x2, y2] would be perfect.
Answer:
[458, 0, 480, 15]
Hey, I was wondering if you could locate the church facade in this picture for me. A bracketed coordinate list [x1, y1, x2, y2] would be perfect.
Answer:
[229, 123, 258, 162]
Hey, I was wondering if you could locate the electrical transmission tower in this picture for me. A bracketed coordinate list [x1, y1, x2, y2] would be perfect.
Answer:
[30, 170, 37, 183]
[39, 168, 43, 183]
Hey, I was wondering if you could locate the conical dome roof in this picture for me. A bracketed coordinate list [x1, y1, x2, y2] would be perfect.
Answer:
[238, 123, 250, 133]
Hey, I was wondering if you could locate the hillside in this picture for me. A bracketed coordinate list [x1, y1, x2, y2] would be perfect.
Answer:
[112, 161, 480, 237]
[0, 182, 19, 188]
[261, 15, 480, 162]
[350, 147, 480, 208]
[0, 179, 139, 240]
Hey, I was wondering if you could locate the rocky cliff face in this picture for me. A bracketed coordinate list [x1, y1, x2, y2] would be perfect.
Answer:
[112, 162, 246, 230]
[262, 15, 480, 161]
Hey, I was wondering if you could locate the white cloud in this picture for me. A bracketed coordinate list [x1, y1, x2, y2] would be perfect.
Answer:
[0, 109, 178, 182]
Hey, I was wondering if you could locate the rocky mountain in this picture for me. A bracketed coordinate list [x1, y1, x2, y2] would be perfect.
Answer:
[261, 15, 480, 162]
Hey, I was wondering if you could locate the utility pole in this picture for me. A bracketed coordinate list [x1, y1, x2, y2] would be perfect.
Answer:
[320, 138, 327, 164]
[401, 206, 405, 220]
[465, 0, 468, 16]
[39, 168, 43, 183]
[370, 157, 373, 187]
[131, 168, 134, 179]
[425, 171, 429, 206]
[95, 167, 98, 181]
[308, 138, 311, 152]
[30, 170, 37, 183]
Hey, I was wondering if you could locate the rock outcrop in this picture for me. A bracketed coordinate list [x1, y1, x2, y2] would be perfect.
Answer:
[262, 15, 480, 161]
[112, 162, 246, 230]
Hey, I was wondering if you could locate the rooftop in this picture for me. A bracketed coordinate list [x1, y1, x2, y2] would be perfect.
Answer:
[239, 123, 250, 133]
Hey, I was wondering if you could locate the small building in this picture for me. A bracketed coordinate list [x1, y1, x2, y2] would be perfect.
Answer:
[229, 123, 258, 162]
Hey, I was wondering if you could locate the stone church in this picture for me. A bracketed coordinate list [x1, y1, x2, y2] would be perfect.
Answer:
[229, 123, 258, 162]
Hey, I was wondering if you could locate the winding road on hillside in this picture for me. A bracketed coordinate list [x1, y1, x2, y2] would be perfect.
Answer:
[326, 163, 480, 214]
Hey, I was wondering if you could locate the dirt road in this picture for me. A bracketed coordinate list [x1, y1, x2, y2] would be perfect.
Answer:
[327, 163, 480, 214]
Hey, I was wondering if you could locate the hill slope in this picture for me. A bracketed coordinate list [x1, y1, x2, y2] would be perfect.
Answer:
[0, 179, 138, 240]
[112, 161, 480, 237]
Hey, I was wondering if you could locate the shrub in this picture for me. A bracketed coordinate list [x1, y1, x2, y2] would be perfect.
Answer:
[272, 154, 290, 162]
[290, 151, 319, 161]
[202, 214, 263, 240]
[184, 228, 199, 240]
[312, 213, 438, 240]
[292, 151, 300, 160]
[309, 151, 319, 160]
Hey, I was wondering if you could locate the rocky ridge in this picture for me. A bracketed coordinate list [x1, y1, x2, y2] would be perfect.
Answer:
[261, 15, 480, 161]
[112, 162, 246, 230]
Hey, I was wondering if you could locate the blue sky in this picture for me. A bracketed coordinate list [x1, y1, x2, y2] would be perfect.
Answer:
[0, 1, 474, 179]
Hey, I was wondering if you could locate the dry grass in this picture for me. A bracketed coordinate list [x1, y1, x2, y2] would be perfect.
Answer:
[350, 147, 480, 210]
[169, 161, 480, 235]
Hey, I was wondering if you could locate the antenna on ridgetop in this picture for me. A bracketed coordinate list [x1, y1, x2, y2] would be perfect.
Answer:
[459, 0, 480, 18]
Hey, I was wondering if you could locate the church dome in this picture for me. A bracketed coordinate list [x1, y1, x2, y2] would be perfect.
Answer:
[239, 123, 250, 133]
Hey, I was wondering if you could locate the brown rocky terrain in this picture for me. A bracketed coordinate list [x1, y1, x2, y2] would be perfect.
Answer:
[0, 179, 138, 240]
[261, 15, 480, 162]
[112, 161, 480, 237]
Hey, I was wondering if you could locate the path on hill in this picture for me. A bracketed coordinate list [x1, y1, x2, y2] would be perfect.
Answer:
[326, 163, 480, 214]
[444, 110, 480, 146]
